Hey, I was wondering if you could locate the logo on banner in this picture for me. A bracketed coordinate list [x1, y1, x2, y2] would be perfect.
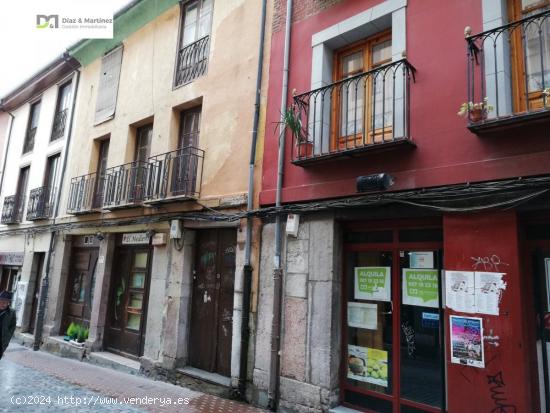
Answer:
[36, 15, 59, 29]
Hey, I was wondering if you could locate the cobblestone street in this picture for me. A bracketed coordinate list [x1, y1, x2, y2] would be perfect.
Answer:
[0, 344, 265, 413]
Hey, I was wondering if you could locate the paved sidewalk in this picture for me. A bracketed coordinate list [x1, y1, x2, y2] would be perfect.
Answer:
[1, 344, 265, 413]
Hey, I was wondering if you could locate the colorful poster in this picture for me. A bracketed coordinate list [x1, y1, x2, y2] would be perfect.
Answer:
[354, 267, 391, 302]
[450, 316, 484, 368]
[445, 271, 475, 313]
[402, 269, 439, 308]
[348, 302, 377, 330]
[347, 345, 388, 387]
[410, 251, 434, 269]
[474, 272, 507, 315]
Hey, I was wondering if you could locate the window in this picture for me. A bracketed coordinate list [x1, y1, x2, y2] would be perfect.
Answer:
[509, 0, 550, 111]
[172, 107, 201, 195]
[95, 47, 123, 125]
[16, 166, 30, 211]
[44, 154, 60, 194]
[333, 32, 392, 150]
[23, 101, 41, 154]
[51, 80, 72, 141]
[94, 139, 110, 208]
[135, 125, 152, 163]
[174, 0, 213, 86]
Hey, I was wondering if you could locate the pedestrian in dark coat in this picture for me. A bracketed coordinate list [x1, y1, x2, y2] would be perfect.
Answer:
[0, 290, 16, 360]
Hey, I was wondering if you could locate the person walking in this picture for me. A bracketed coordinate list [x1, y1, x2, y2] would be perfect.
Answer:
[0, 290, 16, 360]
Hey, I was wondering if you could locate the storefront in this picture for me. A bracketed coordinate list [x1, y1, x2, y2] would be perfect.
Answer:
[342, 220, 445, 413]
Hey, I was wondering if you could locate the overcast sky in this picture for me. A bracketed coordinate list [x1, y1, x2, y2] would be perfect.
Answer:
[0, 0, 131, 97]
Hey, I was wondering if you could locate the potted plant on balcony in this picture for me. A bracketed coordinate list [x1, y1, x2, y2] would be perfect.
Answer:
[280, 102, 313, 158]
[457, 97, 494, 122]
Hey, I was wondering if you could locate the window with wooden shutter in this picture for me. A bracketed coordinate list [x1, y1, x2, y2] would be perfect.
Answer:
[95, 46, 123, 125]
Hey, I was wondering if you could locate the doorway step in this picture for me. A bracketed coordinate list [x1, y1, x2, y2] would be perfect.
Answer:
[87, 351, 141, 376]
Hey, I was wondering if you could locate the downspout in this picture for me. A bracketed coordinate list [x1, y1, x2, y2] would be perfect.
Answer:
[239, 0, 267, 400]
[268, 0, 292, 410]
[34, 64, 80, 350]
[0, 110, 15, 196]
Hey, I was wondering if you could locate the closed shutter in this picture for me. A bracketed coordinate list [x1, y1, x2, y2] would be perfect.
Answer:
[94, 46, 123, 125]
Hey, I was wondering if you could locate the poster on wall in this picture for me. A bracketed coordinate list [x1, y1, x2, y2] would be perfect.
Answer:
[474, 272, 507, 315]
[13, 281, 27, 328]
[402, 269, 439, 308]
[445, 271, 475, 313]
[348, 302, 377, 330]
[450, 316, 484, 368]
[409, 251, 434, 269]
[347, 345, 388, 387]
[354, 267, 391, 302]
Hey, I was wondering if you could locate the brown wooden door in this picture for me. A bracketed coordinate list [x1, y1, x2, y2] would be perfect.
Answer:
[62, 248, 99, 332]
[189, 228, 236, 376]
[105, 247, 151, 357]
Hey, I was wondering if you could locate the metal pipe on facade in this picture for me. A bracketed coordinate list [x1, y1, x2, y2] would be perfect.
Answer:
[34, 67, 80, 350]
[239, 0, 267, 400]
[268, 0, 292, 409]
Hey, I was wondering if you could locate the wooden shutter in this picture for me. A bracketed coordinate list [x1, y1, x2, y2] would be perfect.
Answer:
[94, 46, 123, 125]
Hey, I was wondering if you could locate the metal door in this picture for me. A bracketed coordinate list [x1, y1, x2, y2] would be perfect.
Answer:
[105, 247, 151, 358]
[189, 228, 236, 376]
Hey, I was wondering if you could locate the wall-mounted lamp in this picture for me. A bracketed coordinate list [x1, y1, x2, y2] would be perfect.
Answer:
[95, 232, 105, 241]
[356, 173, 395, 192]
[146, 229, 156, 238]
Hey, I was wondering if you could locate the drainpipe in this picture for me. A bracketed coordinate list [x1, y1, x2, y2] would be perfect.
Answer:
[34, 65, 80, 350]
[268, 0, 292, 410]
[0, 110, 15, 197]
[239, 0, 267, 400]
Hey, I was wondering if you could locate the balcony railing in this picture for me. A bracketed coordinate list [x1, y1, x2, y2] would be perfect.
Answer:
[51, 108, 68, 141]
[145, 147, 204, 202]
[466, 9, 550, 132]
[26, 186, 55, 220]
[67, 173, 104, 214]
[103, 161, 148, 209]
[174, 35, 210, 87]
[23, 127, 36, 154]
[1, 195, 25, 224]
[290, 59, 416, 164]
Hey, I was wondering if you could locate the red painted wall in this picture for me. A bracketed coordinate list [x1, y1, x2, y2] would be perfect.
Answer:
[443, 212, 534, 412]
[260, 0, 550, 206]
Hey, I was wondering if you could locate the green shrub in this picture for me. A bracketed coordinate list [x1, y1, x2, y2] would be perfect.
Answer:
[66, 322, 78, 340]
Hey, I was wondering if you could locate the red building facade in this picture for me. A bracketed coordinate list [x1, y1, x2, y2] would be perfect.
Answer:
[253, 0, 550, 412]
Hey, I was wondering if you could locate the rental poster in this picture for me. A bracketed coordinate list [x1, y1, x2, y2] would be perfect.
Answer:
[450, 316, 484, 368]
[347, 345, 388, 387]
[445, 271, 476, 313]
[402, 269, 439, 308]
[354, 267, 391, 302]
[348, 302, 378, 330]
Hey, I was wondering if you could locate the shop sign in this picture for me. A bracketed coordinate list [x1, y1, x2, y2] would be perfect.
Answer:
[0, 252, 24, 266]
[122, 233, 150, 245]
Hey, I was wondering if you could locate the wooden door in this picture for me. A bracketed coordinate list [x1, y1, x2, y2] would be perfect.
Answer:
[173, 108, 201, 196]
[105, 247, 151, 357]
[62, 248, 99, 332]
[189, 228, 236, 376]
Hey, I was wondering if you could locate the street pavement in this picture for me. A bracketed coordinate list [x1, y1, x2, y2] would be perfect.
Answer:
[0, 343, 265, 413]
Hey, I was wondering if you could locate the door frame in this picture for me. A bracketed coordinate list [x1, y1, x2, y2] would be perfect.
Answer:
[340, 219, 445, 413]
[104, 240, 153, 359]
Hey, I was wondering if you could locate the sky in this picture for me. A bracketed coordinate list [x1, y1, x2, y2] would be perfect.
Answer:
[0, 0, 131, 97]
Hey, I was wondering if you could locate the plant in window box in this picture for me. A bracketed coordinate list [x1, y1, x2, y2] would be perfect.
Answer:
[65, 322, 77, 341]
[457, 97, 493, 122]
[279, 101, 313, 158]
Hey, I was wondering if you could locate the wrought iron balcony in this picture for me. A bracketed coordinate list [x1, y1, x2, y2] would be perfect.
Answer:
[1, 195, 25, 224]
[290, 59, 416, 165]
[26, 186, 55, 220]
[103, 161, 148, 209]
[50, 108, 68, 141]
[145, 147, 204, 202]
[23, 127, 36, 154]
[67, 172, 104, 214]
[466, 9, 550, 134]
[174, 35, 210, 87]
